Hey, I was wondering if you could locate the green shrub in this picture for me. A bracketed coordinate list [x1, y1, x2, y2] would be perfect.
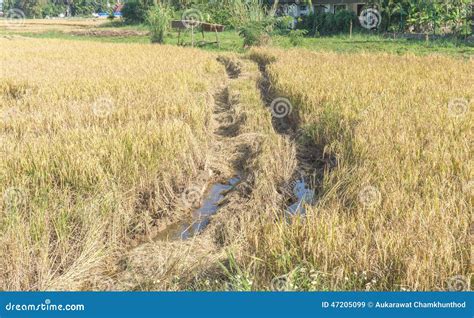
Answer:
[41, 4, 66, 17]
[334, 10, 356, 32]
[275, 16, 294, 35]
[147, 5, 173, 44]
[122, 0, 152, 24]
[288, 29, 307, 46]
[298, 10, 358, 35]
[193, 2, 233, 25]
[230, 0, 276, 47]
[71, 0, 97, 16]
[238, 23, 269, 47]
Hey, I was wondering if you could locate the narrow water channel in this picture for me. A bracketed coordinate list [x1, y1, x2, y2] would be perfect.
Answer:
[155, 176, 240, 241]
[254, 58, 320, 218]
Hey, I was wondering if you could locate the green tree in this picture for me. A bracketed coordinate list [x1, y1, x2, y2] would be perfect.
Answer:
[147, 3, 173, 43]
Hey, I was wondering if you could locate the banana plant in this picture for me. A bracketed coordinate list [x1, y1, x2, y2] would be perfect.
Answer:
[445, 0, 471, 36]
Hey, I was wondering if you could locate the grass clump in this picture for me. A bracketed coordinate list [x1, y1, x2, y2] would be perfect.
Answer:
[146, 4, 173, 44]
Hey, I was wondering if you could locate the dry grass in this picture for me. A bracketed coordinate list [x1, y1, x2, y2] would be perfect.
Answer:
[6, 19, 104, 27]
[0, 38, 225, 290]
[1, 37, 471, 292]
[236, 48, 473, 291]
[0, 18, 106, 34]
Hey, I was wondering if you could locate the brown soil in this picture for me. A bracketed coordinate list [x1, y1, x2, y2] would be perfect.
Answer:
[68, 29, 149, 37]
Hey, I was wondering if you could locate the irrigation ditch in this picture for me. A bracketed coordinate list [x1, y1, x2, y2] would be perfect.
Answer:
[250, 53, 336, 216]
[112, 52, 337, 290]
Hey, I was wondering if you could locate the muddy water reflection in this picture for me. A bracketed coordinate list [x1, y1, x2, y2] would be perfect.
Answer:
[156, 177, 240, 241]
[287, 179, 315, 216]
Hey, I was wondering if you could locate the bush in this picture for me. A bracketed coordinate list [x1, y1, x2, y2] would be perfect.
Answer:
[41, 3, 66, 18]
[238, 23, 269, 47]
[298, 10, 358, 35]
[334, 10, 356, 32]
[193, 2, 233, 25]
[275, 16, 294, 35]
[147, 5, 173, 44]
[71, 0, 97, 16]
[231, 0, 276, 47]
[288, 29, 307, 46]
[122, 0, 151, 24]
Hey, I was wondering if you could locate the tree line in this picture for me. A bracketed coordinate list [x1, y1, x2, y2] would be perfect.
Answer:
[2, 0, 472, 36]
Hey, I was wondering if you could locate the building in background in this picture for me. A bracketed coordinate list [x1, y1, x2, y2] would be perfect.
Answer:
[271, 0, 368, 17]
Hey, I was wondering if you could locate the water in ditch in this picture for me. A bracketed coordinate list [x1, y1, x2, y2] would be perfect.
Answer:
[287, 179, 315, 216]
[155, 176, 241, 241]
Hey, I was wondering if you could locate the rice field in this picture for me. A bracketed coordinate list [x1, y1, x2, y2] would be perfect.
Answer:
[241, 48, 473, 291]
[0, 36, 472, 291]
[0, 18, 105, 34]
[0, 38, 225, 290]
